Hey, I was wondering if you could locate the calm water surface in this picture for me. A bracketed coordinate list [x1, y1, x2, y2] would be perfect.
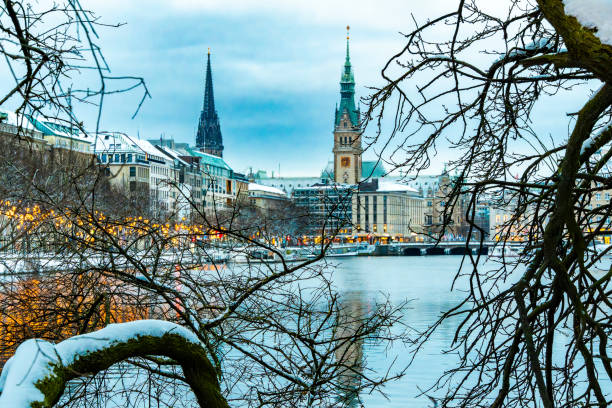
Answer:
[329, 255, 611, 407]
[330, 256, 467, 407]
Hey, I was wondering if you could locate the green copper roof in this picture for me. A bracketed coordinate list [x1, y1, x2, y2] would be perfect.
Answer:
[186, 146, 232, 171]
[335, 36, 360, 127]
[361, 161, 386, 179]
[321, 160, 386, 180]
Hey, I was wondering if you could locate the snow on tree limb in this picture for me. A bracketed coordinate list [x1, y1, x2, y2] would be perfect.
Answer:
[564, 0, 612, 46]
[0, 320, 227, 408]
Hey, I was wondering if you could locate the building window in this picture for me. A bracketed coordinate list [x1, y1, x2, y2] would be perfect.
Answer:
[606, 193, 611, 200]
[373, 196, 377, 224]
[365, 196, 369, 229]
[129, 166, 136, 177]
[596, 193, 602, 200]
[127, 153, 132, 162]
[383, 196, 387, 225]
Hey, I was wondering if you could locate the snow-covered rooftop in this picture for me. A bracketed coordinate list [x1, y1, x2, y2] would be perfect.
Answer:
[248, 183, 287, 197]
[26, 114, 92, 143]
[0, 110, 37, 131]
[376, 180, 419, 193]
[129, 138, 167, 161]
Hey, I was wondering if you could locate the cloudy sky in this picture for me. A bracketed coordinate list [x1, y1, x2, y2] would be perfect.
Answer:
[1, 1, 597, 176]
[72, 0, 452, 176]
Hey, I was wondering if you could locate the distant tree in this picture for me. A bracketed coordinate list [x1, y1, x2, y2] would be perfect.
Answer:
[367, 0, 611, 406]
[0, 0, 149, 134]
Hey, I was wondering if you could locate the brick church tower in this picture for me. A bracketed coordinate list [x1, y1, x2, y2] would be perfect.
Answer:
[333, 26, 362, 185]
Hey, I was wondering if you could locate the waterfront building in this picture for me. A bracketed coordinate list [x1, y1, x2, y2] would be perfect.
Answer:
[19, 113, 95, 168]
[248, 183, 288, 211]
[589, 187, 612, 243]
[184, 147, 235, 210]
[26, 114, 93, 156]
[253, 173, 322, 195]
[125, 138, 182, 216]
[333, 27, 362, 185]
[353, 178, 425, 241]
[0, 110, 46, 148]
[154, 145, 202, 218]
[195, 50, 224, 158]
[232, 172, 250, 206]
[94, 132, 151, 197]
[293, 183, 354, 236]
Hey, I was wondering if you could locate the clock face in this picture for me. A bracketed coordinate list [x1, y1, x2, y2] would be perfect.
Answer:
[341, 157, 351, 167]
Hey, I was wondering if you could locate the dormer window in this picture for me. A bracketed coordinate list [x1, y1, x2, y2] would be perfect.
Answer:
[344, 121, 347, 128]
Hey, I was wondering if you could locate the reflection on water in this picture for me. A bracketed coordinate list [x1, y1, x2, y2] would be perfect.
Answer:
[331, 256, 612, 407]
[331, 256, 468, 408]
[334, 275, 365, 407]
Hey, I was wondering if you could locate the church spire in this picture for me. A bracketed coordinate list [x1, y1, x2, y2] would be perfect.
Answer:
[196, 49, 224, 157]
[336, 26, 359, 128]
[203, 48, 215, 117]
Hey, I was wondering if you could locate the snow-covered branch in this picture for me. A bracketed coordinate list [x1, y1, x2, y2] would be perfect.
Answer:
[0, 320, 227, 408]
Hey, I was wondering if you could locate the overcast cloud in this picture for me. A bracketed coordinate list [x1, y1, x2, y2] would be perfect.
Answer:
[1, 1, 598, 176]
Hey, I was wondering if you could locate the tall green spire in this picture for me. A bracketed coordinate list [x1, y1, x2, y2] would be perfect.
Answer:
[335, 26, 359, 127]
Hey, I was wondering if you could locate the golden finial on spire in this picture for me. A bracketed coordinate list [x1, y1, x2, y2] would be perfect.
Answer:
[207, 47, 211, 55]
[346, 25, 350, 40]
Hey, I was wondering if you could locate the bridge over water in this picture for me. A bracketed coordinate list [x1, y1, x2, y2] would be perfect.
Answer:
[366, 241, 523, 256]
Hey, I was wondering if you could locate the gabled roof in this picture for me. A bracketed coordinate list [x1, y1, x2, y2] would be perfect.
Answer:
[154, 145, 190, 167]
[129, 138, 167, 162]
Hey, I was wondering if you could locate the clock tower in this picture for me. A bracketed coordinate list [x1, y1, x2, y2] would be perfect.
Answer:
[333, 26, 362, 185]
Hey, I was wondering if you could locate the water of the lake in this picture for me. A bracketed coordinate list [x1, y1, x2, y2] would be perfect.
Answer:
[329, 255, 611, 407]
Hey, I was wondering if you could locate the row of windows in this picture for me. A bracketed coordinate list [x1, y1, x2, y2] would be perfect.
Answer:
[338, 135, 354, 145]
[98, 153, 146, 164]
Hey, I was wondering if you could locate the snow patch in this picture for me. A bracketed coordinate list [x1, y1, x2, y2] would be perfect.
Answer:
[564, 0, 612, 46]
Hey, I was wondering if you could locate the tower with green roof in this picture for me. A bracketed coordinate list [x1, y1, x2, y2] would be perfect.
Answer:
[196, 49, 224, 157]
[333, 26, 362, 185]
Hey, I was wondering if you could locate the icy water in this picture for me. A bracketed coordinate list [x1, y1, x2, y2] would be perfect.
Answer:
[329, 255, 611, 407]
